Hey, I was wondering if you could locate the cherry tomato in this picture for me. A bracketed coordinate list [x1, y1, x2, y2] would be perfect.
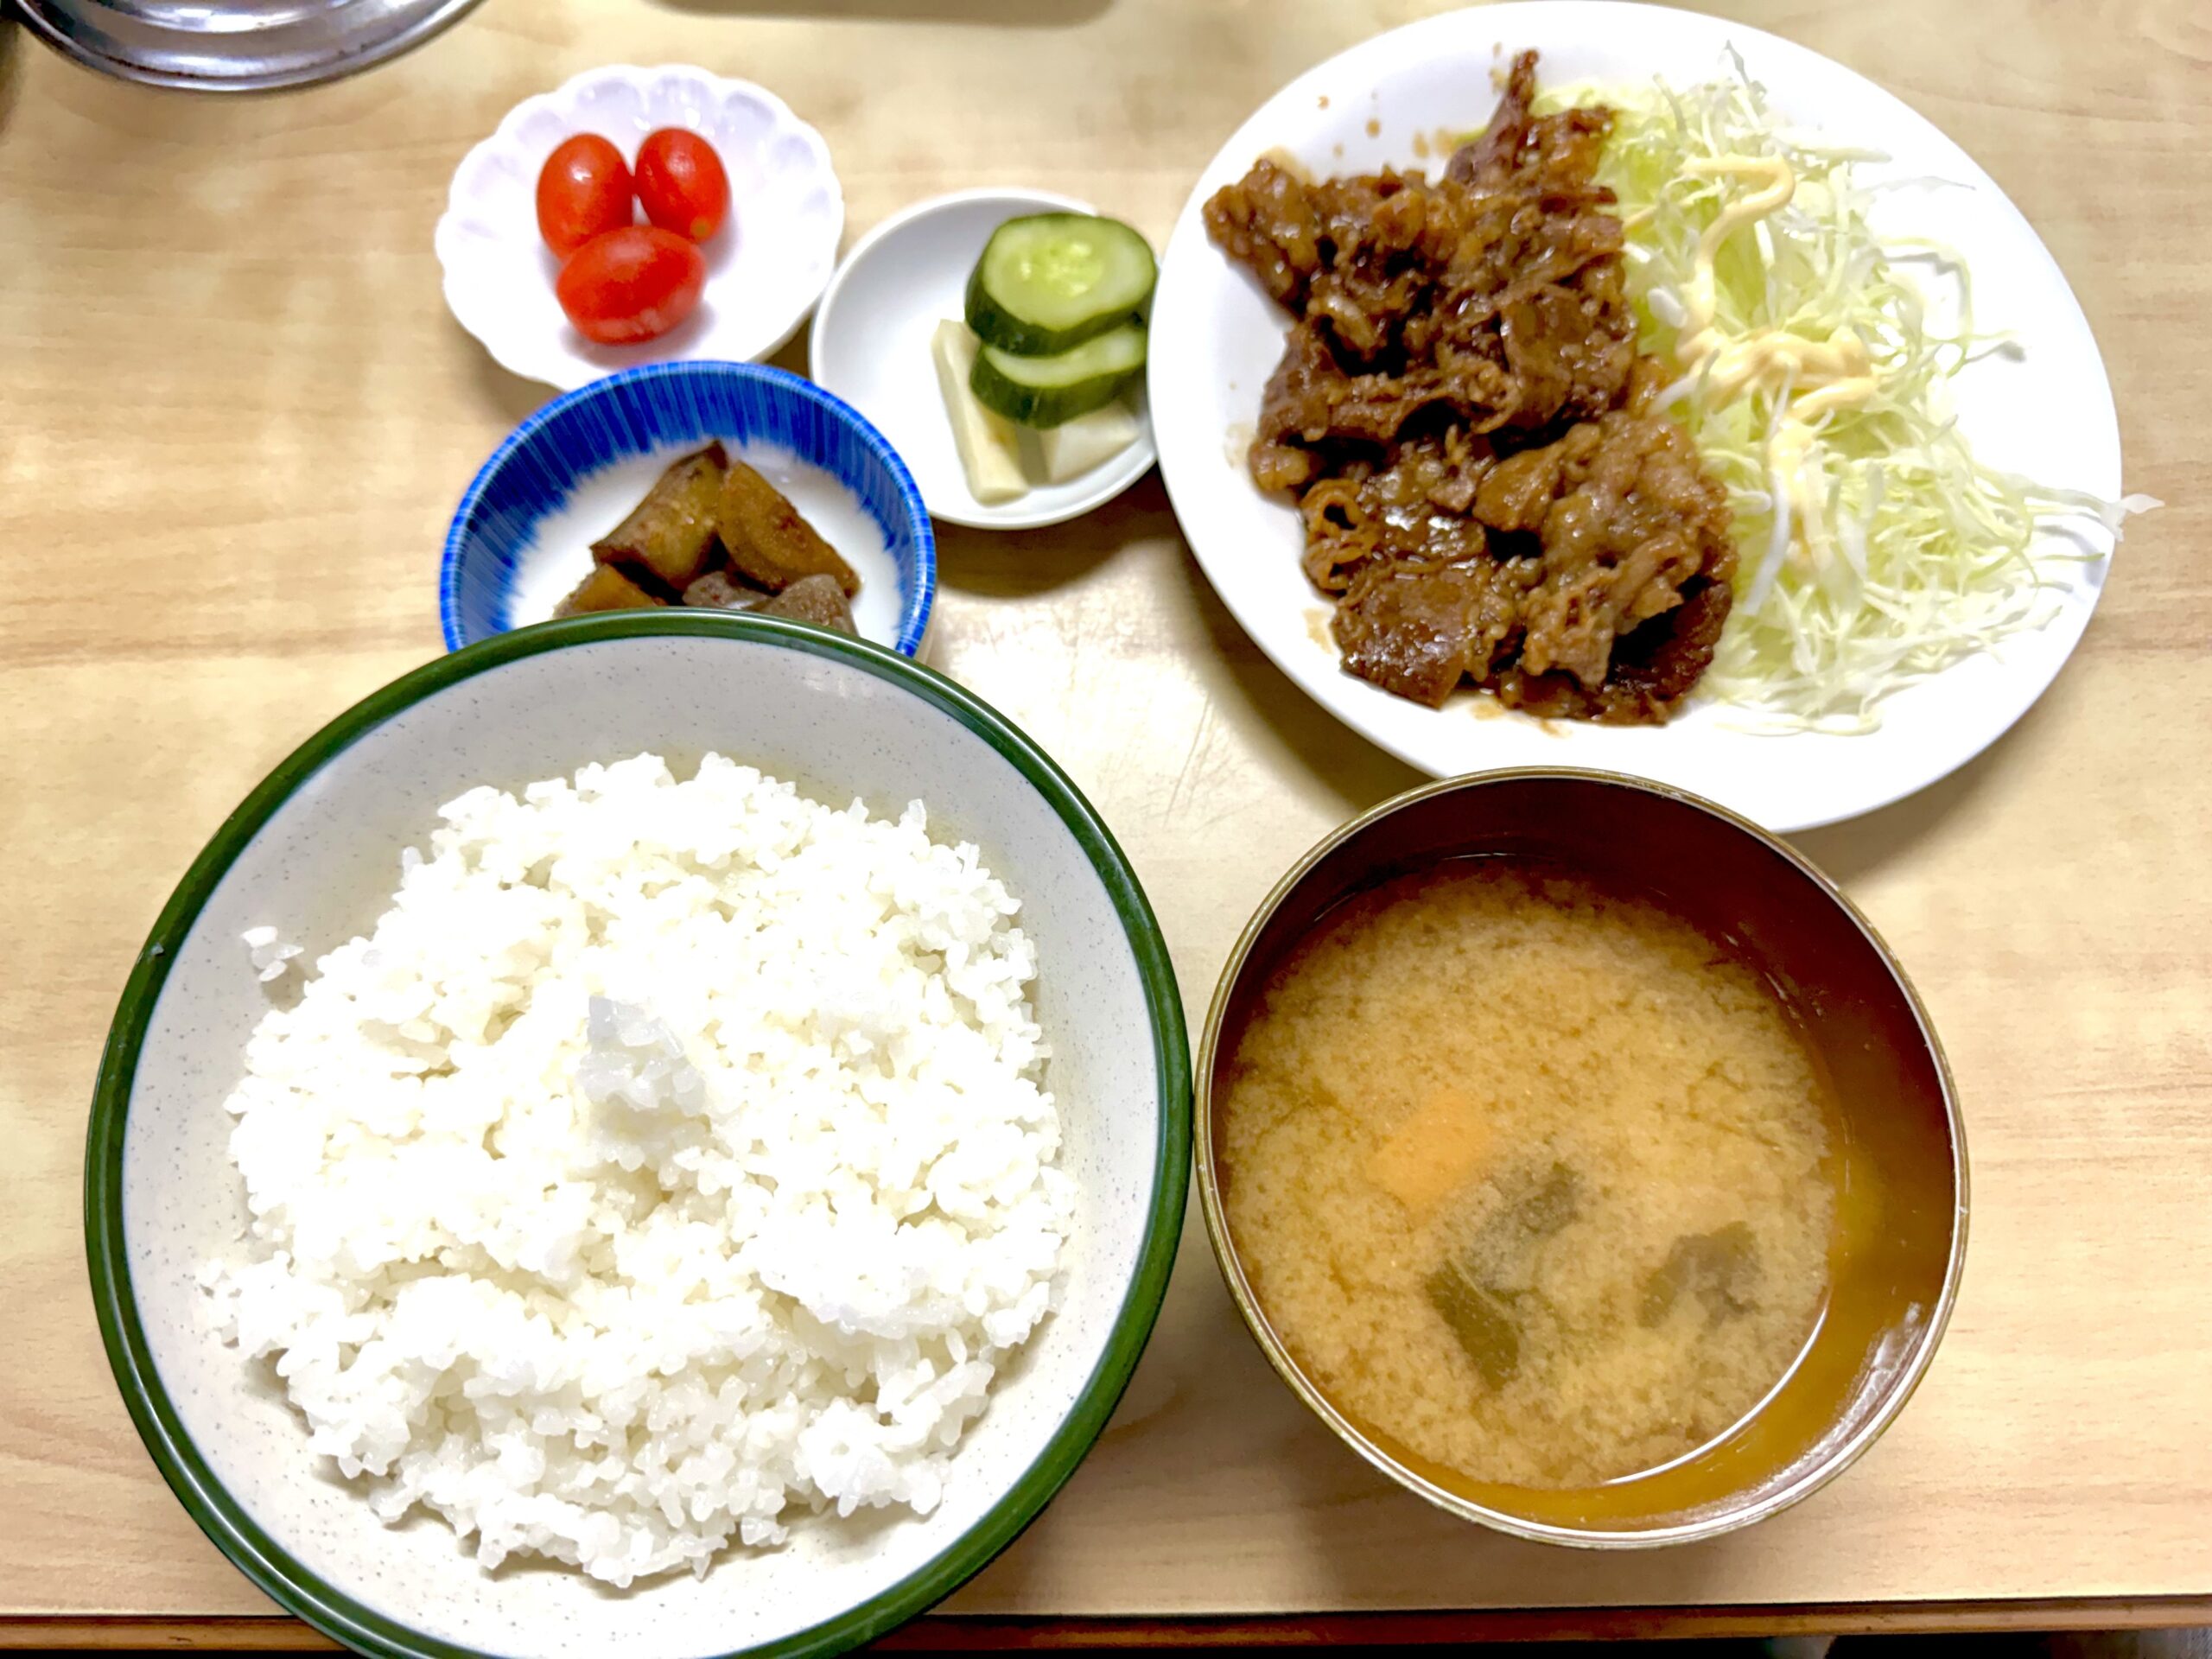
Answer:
[556, 226, 707, 344]
[634, 128, 730, 244]
[536, 134, 634, 258]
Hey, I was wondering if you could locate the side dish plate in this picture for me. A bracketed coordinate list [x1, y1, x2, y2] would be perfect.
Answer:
[1147, 0, 2121, 832]
[811, 190, 1157, 531]
[437, 65, 843, 391]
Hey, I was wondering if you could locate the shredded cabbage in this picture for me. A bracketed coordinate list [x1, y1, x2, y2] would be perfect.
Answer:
[1536, 61, 2154, 733]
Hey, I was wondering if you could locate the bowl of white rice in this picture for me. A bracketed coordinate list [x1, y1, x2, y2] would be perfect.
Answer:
[86, 610, 1190, 1659]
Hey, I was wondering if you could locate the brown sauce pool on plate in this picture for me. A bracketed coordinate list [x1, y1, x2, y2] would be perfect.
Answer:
[1217, 859, 1845, 1491]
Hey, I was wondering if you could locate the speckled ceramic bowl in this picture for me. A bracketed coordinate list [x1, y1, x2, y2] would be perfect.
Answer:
[86, 613, 1190, 1659]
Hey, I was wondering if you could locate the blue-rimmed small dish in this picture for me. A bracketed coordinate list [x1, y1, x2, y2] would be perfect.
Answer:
[442, 363, 935, 656]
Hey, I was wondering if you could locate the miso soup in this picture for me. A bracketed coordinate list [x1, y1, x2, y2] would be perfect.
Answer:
[1217, 860, 1837, 1490]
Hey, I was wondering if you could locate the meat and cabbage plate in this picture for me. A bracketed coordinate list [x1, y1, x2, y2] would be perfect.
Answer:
[1201, 49, 2152, 732]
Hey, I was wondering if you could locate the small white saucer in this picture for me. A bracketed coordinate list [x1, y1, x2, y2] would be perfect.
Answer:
[809, 189, 1156, 531]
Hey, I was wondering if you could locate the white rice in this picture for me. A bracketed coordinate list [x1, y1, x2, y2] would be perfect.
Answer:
[201, 753, 1071, 1587]
[238, 925, 302, 982]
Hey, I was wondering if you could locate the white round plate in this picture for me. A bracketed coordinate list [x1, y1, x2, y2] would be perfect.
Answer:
[436, 65, 843, 391]
[1148, 1, 2123, 833]
[811, 190, 1157, 531]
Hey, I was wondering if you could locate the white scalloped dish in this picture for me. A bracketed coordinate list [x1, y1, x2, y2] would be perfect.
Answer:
[436, 65, 843, 391]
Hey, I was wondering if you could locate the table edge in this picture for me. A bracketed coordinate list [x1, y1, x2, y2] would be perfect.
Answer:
[4, 1600, 2209, 1649]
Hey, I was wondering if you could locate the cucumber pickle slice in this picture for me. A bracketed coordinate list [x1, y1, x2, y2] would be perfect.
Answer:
[969, 322, 1147, 429]
[965, 213, 1156, 356]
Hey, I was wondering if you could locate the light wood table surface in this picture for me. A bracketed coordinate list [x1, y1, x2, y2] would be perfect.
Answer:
[3, 0, 2208, 1646]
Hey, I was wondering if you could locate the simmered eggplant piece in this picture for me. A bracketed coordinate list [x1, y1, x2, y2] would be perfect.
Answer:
[555, 563, 668, 616]
[591, 442, 728, 593]
[546, 444, 866, 631]
[720, 461, 860, 595]
[682, 570, 764, 610]
[759, 572, 856, 634]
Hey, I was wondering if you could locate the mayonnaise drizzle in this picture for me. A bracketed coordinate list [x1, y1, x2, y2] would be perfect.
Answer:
[1667, 155, 1881, 605]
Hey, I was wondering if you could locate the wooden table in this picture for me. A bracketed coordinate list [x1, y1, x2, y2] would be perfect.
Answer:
[3, 0, 2208, 1646]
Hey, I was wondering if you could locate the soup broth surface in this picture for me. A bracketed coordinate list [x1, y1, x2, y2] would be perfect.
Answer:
[1220, 860, 1837, 1489]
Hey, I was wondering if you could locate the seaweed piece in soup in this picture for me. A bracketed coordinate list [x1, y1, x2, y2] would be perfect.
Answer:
[592, 442, 728, 594]
[1641, 1222, 1761, 1327]
[1513, 1161, 1580, 1239]
[1428, 1160, 1583, 1385]
[1426, 1263, 1521, 1388]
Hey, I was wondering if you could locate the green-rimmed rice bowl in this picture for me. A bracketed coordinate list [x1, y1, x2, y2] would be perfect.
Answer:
[85, 610, 1190, 1659]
